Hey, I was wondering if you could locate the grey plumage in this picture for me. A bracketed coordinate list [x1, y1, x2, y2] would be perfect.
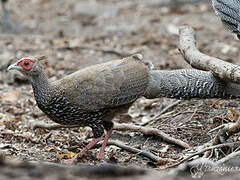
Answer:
[53, 55, 149, 111]
[144, 69, 240, 99]
[9, 55, 149, 139]
[212, 0, 240, 38]
[9, 56, 240, 135]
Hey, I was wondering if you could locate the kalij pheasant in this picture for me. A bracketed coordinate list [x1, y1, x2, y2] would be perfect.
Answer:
[8, 54, 240, 161]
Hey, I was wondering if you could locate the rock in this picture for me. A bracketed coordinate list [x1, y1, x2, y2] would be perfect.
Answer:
[73, 1, 119, 18]
[166, 24, 179, 35]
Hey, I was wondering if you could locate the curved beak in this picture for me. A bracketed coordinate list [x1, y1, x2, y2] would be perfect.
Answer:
[8, 63, 22, 71]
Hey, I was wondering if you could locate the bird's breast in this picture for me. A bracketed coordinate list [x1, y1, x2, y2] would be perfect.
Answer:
[36, 94, 108, 126]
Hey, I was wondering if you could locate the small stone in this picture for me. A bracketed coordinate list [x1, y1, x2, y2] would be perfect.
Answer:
[132, 54, 143, 60]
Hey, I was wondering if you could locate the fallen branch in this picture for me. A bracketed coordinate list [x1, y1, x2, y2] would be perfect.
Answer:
[204, 120, 240, 158]
[208, 124, 225, 133]
[179, 25, 240, 157]
[179, 26, 240, 84]
[114, 122, 189, 149]
[216, 150, 240, 165]
[213, 120, 240, 145]
[141, 100, 181, 126]
[105, 140, 164, 162]
[167, 141, 240, 168]
[31, 121, 78, 130]
[31, 121, 190, 149]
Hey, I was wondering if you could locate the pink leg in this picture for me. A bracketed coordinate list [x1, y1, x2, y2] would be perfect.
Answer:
[66, 136, 102, 163]
[97, 127, 113, 159]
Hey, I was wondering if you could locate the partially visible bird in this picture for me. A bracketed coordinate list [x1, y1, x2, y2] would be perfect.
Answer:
[212, 0, 240, 38]
[8, 55, 240, 161]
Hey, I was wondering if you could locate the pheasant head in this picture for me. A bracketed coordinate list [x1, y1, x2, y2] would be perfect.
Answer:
[8, 56, 45, 76]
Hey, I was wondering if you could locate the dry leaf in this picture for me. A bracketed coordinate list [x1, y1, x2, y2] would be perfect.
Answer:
[157, 158, 170, 166]
[1, 91, 20, 103]
[229, 108, 239, 121]
[193, 115, 200, 120]
[213, 99, 221, 109]
[59, 152, 75, 159]
[121, 155, 133, 163]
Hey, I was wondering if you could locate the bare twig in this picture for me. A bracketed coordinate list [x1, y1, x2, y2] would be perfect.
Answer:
[204, 119, 240, 158]
[216, 150, 240, 165]
[31, 121, 189, 149]
[179, 26, 240, 84]
[205, 121, 240, 157]
[204, 120, 240, 159]
[167, 141, 240, 168]
[31, 121, 79, 130]
[114, 122, 189, 149]
[208, 124, 225, 133]
[212, 120, 240, 145]
[104, 140, 163, 162]
[186, 108, 197, 122]
[141, 100, 181, 126]
[43, 132, 53, 142]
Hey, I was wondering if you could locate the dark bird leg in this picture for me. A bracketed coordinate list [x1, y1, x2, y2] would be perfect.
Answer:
[68, 121, 114, 162]
[97, 121, 114, 159]
[78, 136, 103, 154]
[67, 136, 103, 163]
[97, 127, 113, 159]
[67, 123, 107, 163]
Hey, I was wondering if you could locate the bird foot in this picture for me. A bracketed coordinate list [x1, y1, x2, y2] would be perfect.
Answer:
[97, 153, 106, 160]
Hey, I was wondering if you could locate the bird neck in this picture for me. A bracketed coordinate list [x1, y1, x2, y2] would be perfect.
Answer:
[30, 70, 53, 103]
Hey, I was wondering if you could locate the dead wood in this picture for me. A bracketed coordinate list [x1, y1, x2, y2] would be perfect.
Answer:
[31, 121, 190, 149]
[105, 140, 165, 162]
[167, 141, 240, 168]
[179, 26, 240, 84]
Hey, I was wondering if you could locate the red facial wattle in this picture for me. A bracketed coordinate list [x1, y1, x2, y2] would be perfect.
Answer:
[17, 59, 33, 71]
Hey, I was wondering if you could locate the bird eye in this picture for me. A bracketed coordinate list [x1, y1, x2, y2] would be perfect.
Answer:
[24, 61, 29, 66]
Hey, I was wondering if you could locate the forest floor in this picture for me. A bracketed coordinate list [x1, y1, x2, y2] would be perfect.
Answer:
[1, 0, 240, 179]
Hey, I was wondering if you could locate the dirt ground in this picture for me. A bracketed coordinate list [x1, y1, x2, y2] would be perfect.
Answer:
[1, 0, 240, 179]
